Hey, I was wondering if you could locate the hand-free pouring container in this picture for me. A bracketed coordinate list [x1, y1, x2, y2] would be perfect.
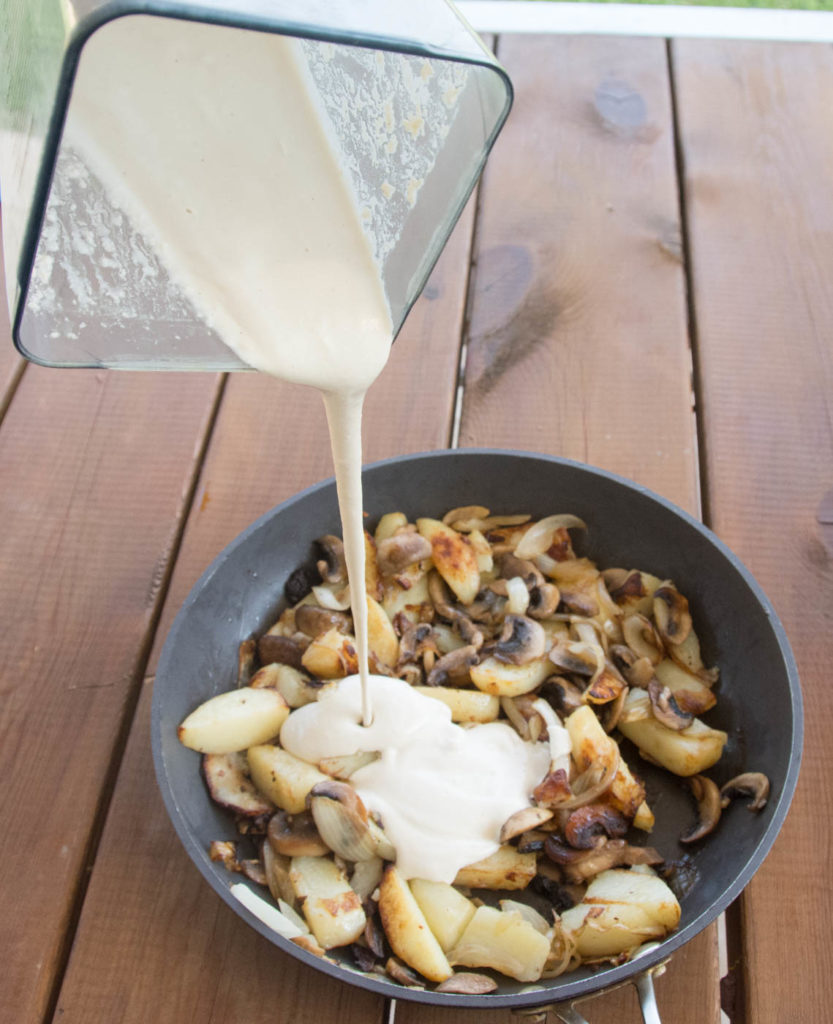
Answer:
[0, 0, 511, 368]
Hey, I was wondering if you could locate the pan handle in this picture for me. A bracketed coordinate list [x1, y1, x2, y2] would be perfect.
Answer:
[550, 962, 668, 1024]
[510, 948, 670, 1024]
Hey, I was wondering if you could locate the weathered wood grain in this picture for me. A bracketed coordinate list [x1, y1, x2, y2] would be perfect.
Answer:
[459, 35, 699, 510]
[672, 38, 833, 1024]
[0, 367, 222, 1023]
[395, 34, 716, 1024]
[51, 203, 475, 1022]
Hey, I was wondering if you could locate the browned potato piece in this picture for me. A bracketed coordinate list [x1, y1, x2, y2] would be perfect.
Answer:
[378, 866, 453, 982]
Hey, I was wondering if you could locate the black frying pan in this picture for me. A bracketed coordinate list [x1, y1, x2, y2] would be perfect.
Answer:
[151, 449, 802, 1015]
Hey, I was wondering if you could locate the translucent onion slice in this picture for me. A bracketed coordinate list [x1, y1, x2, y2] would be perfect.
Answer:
[515, 515, 587, 560]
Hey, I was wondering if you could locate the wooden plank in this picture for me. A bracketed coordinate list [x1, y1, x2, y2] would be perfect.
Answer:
[395, 33, 716, 1024]
[51, 203, 475, 1022]
[0, 367, 221, 1023]
[459, 35, 699, 509]
[671, 38, 833, 1024]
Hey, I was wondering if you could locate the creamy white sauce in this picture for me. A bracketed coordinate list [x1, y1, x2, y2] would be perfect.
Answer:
[68, 16, 550, 882]
[281, 675, 551, 882]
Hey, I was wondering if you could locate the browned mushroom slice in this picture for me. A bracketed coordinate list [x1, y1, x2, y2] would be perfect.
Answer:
[294, 605, 352, 639]
[653, 582, 693, 646]
[386, 957, 425, 987]
[267, 809, 330, 858]
[426, 645, 480, 687]
[548, 640, 602, 677]
[544, 836, 663, 883]
[203, 752, 275, 817]
[316, 534, 347, 584]
[499, 805, 555, 843]
[599, 685, 629, 733]
[240, 859, 268, 886]
[436, 973, 499, 994]
[680, 775, 722, 843]
[648, 677, 694, 731]
[720, 772, 770, 811]
[258, 633, 306, 669]
[528, 582, 561, 619]
[542, 676, 585, 716]
[563, 804, 628, 849]
[496, 551, 545, 588]
[609, 645, 655, 688]
[377, 531, 433, 576]
[494, 615, 547, 666]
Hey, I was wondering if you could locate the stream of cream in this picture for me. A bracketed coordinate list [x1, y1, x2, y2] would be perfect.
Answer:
[67, 16, 548, 881]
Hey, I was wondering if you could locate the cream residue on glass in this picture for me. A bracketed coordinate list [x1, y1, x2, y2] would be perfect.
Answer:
[67, 17, 548, 882]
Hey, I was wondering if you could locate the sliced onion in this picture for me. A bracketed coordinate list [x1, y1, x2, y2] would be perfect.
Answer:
[312, 584, 352, 610]
[515, 515, 587, 560]
[505, 576, 530, 616]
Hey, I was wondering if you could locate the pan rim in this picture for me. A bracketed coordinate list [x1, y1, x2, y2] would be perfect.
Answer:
[151, 447, 803, 1009]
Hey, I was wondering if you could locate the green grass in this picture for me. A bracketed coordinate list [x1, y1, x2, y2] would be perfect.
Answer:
[533, 0, 833, 9]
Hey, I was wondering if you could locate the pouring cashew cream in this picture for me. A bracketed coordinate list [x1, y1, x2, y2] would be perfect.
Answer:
[68, 17, 550, 882]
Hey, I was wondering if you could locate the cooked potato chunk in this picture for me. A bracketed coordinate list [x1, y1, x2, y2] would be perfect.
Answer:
[454, 844, 537, 891]
[301, 627, 358, 679]
[417, 518, 480, 605]
[566, 705, 645, 817]
[289, 855, 366, 949]
[412, 686, 500, 723]
[618, 689, 728, 776]
[469, 656, 551, 698]
[409, 878, 477, 952]
[560, 868, 680, 958]
[248, 744, 329, 813]
[367, 595, 399, 668]
[178, 687, 289, 754]
[449, 906, 551, 982]
[378, 866, 453, 982]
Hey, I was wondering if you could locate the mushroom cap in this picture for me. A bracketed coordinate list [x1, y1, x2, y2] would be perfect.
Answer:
[494, 615, 547, 665]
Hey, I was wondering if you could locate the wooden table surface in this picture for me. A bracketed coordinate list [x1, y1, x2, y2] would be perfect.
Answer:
[1, 32, 829, 1024]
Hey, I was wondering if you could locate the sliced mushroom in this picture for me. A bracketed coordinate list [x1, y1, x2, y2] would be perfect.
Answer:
[258, 633, 306, 669]
[563, 804, 628, 849]
[528, 582, 561, 619]
[295, 604, 352, 639]
[203, 752, 275, 817]
[499, 805, 555, 843]
[598, 684, 629, 733]
[653, 582, 692, 646]
[494, 615, 546, 665]
[548, 640, 603, 677]
[496, 552, 545, 589]
[544, 836, 663, 883]
[680, 775, 722, 843]
[316, 534, 347, 584]
[648, 677, 694, 731]
[436, 973, 498, 995]
[720, 772, 770, 811]
[425, 645, 479, 687]
[396, 622, 438, 668]
[609, 645, 655, 688]
[386, 957, 424, 987]
[267, 810, 330, 857]
[542, 676, 585, 717]
[377, 532, 432, 576]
